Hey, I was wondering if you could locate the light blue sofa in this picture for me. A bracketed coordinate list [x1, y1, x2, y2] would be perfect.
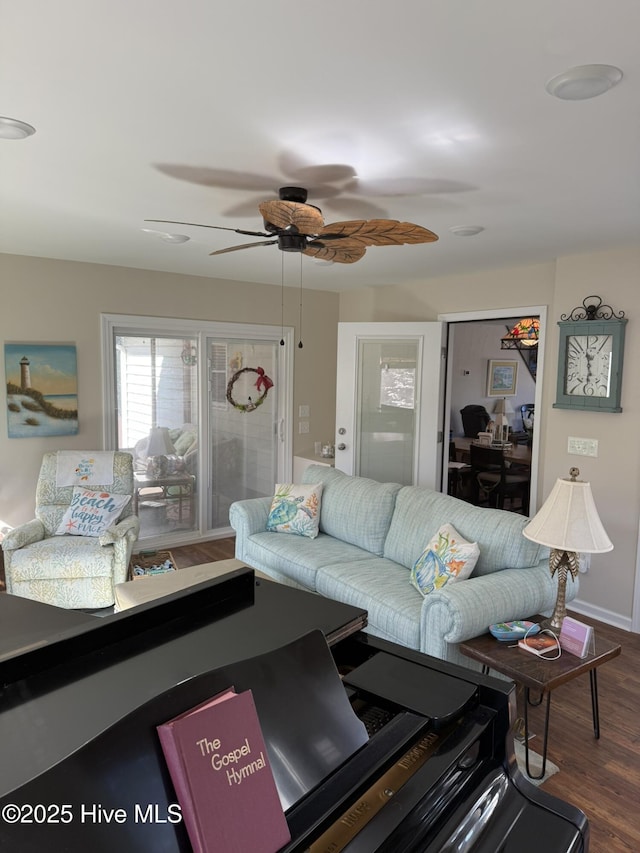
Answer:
[230, 465, 578, 670]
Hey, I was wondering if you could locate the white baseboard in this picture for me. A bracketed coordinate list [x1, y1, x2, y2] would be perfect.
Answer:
[569, 598, 633, 633]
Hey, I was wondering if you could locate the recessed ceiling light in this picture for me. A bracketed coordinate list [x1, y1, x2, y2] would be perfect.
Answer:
[545, 64, 623, 100]
[159, 233, 190, 244]
[0, 116, 36, 140]
[449, 225, 484, 237]
[141, 228, 190, 244]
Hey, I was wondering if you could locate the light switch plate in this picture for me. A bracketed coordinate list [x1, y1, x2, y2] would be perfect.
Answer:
[568, 436, 598, 457]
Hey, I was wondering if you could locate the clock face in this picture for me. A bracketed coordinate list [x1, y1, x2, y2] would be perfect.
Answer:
[565, 334, 613, 397]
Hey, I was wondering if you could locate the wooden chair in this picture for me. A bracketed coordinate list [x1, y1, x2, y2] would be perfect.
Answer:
[469, 444, 530, 515]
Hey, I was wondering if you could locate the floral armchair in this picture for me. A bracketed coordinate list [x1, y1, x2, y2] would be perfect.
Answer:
[2, 451, 139, 609]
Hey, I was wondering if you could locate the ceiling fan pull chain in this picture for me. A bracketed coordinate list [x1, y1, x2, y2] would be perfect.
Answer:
[280, 252, 285, 346]
[298, 253, 304, 349]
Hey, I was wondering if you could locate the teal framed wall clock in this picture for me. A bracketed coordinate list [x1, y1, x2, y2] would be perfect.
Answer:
[554, 297, 627, 412]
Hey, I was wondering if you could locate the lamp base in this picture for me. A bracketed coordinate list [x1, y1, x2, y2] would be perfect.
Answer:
[547, 549, 580, 633]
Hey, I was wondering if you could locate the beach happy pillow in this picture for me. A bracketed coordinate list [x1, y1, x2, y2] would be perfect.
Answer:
[410, 522, 480, 596]
[56, 487, 131, 537]
[266, 483, 323, 539]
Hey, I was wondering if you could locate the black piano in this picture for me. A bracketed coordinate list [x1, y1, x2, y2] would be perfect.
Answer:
[0, 567, 588, 852]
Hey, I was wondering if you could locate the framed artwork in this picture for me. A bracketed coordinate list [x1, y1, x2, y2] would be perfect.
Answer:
[5, 343, 78, 438]
[553, 318, 627, 412]
[487, 359, 518, 397]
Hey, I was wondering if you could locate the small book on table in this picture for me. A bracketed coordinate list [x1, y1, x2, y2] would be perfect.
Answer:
[518, 635, 560, 657]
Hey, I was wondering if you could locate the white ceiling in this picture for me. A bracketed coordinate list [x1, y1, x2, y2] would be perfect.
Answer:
[1, 1, 639, 293]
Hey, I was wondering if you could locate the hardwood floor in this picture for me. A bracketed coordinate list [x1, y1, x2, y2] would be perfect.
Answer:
[171, 538, 640, 853]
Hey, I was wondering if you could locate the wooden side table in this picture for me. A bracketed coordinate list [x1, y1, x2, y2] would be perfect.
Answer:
[133, 471, 196, 527]
[459, 618, 621, 779]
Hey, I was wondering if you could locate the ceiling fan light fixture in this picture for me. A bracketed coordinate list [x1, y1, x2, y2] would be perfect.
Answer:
[545, 64, 623, 100]
[0, 116, 36, 140]
[449, 225, 484, 237]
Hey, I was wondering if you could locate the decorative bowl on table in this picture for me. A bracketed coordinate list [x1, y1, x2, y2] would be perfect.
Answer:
[488, 621, 540, 642]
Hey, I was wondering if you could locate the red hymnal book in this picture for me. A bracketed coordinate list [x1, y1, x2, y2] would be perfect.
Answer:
[157, 687, 290, 853]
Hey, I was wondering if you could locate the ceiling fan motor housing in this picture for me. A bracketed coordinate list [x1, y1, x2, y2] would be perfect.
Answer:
[277, 233, 308, 252]
[279, 186, 308, 203]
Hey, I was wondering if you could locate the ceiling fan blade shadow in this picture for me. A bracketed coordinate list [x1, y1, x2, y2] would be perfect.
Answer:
[222, 197, 270, 217]
[153, 164, 278, 192]
[145, 219, 270, 237]
[209, 240, 277, 256]
[278, 151, 357, 186]
[346, 177, 476, 196]
[326, 197, 389, 219]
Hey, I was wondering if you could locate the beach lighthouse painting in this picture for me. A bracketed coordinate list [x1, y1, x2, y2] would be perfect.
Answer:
[5, 343, 78, 438]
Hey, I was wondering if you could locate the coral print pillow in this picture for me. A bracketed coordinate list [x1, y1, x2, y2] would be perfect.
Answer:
[410, 522, 480, 596]
[266, 483, 323, 539]
[56, 487, 131, 537]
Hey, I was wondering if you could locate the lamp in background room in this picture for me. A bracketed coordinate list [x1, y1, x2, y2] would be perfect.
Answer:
[523, 467, 613, 631]
[146, 426, 176, 478]
[501, 318, 540, 350]
[492, 397, 514, 444]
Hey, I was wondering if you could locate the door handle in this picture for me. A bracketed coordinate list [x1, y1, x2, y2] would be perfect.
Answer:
[337, 443, 346, 451]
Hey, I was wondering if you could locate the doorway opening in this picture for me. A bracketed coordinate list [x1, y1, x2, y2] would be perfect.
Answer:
[439, 306, 547, 517]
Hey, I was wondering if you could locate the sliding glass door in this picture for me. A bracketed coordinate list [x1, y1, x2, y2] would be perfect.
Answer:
[207, 338, 279, 529]
[102, 315, 292, 547]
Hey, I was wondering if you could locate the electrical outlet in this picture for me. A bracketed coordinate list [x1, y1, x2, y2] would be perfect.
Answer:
[298, 420, 309, 434]
[567, 436, 599, 457]
[298, 404, 310, 418]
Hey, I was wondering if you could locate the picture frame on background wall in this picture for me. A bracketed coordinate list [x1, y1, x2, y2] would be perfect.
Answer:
[5, 342, 79, 438]
[487, 359, 518, 397]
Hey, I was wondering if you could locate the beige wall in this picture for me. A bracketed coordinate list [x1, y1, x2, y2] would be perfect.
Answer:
[339, 246, 640, 629]
[0, 253, 339, 526]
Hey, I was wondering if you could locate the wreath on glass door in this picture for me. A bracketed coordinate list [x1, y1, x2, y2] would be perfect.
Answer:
[226, 366, 274, 412]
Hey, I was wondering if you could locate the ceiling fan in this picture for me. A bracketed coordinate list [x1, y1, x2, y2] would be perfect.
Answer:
[146, 186, 438, 264]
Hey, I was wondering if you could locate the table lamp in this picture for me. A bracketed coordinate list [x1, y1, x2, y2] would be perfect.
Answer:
[492, 398, 514, 444]
[522, 467, 613, 630]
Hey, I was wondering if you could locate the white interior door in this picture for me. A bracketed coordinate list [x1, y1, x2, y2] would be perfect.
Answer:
[335, 322, 445, 488]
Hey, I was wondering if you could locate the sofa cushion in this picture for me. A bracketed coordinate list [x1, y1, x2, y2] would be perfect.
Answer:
[410, 523, 479, 596]
[241, 531, 373, 591]
[266, 483, 323, 538]
[384, 487, 544, 575]
[302, 465, 401, 556]
[315, 558, 422, 650]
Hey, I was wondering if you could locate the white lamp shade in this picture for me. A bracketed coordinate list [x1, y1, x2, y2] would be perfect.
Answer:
[492, 398, 514, 416]
[147, 426, 175, 456]
[523, 476, 613, 553]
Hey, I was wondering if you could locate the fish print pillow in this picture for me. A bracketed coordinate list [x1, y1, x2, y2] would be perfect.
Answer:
[410, 522, 480, 596]
[266, 483, 323, 538]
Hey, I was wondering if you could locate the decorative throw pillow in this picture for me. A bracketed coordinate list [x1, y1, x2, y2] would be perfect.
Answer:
[410, 522, 480, 596]
[266, 483, 323, 539]
[55, 487, 131, 537]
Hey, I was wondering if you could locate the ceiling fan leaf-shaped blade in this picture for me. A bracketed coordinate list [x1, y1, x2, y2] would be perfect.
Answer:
[145, 219, 270, 237]
[209, 240, 277, 256]
[321, 219, 438, 246]
[304, 240, 366, 264]
[258, 200, 324, 233]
